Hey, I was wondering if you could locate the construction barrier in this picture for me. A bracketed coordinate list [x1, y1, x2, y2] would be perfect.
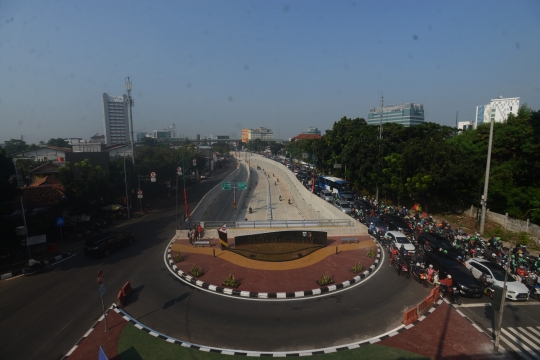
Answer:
[403, 307, 419, 325]
[116, 281, 132, 307]
[117, 290, 125, 307]
[121, 281, 132, 297]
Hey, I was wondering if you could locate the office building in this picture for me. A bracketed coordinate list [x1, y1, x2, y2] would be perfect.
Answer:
[457, 120, 474, 132]
[475, 96, 519, 128]
[152, 124, 176, 140]
[302, 126, 321, 135]
[242, 127, 274, 141]
[102, 93, 129, 145]
[367, 103, 425, 127]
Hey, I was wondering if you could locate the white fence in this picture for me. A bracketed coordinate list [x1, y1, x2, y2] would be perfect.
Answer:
[464, 206, 540, 237]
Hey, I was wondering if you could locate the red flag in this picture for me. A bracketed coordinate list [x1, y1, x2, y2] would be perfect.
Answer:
[184, 188, 190, 218]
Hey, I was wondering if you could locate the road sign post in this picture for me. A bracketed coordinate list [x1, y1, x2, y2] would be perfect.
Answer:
[238, 182, 247, 189]
[97, 270, 108, 331]
[150, 172, 156, 183]
[221, 182, 231, 190]
[56, 217, 64, 249]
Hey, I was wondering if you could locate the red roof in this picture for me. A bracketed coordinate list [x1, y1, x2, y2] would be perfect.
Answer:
[290, 134, 322, 141]
[29, 176, 63, 188]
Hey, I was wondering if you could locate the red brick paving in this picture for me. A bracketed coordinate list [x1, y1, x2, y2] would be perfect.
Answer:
[379, 301, 510, 360]
[67, 309, 127, 360]
[173, 244, 377, 293]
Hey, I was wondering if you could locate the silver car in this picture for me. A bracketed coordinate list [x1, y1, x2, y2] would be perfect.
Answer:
[334, 199, 351, 214]
[320, 190, 333, 202]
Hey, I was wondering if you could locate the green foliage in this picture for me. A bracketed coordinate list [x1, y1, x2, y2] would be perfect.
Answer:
[173, 253, 183, 263]
[4, 139, 29, 155]
[318, 271, 333, 285]
[366, 248, 376, 258]
[222, 273, 239, 287]
[190, 264, 203, 277]
[351, 262, 363, 273]
[46, 138, 70, 148]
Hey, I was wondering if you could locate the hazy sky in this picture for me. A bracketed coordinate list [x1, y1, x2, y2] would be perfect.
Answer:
[1, 0, 539, 144]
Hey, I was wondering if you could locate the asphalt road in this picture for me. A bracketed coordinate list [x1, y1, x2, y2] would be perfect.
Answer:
[0, 163, 236, 360]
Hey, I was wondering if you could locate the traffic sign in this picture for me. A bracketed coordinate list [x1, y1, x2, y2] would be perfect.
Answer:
[177, 167, 182, 175]
[138, 190, 143, 195]
[333, 164, 342, 169]
[221, 182, 231, 190]
[150, 172, 156, 178]
[56, 217, 65, 227]
[238, 182, 247, 189]
[98, 283, 106, 298]
[97, 270, 105, 285]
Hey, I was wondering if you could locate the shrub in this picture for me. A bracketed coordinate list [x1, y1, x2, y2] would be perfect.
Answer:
[318, 271, 333, 285]
[190, 265, 203, 277]
[351, 262, 363, 273]
[367, 248, 376, 258]
[223, 274, 239, 287]
[174, 253, 183, 263]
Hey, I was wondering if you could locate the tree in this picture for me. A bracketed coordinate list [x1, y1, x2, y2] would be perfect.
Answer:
[4, 139, 28, 155]
[46, 138, 70, 148]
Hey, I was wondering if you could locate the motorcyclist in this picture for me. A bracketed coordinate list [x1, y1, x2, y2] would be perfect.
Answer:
[390, 246, 399, 266]
[440, 274, 453, 297]
[399, 244, 408, 259]
[509, 254, 518, 273]
[516, 265, 529, 282]
[427, 264, 437, 283]
[517, 253, 529, 270]
[368, 222, 376, 234]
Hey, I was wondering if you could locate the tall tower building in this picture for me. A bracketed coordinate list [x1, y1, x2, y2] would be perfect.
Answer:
[102, 93, 130, 145]
[367, 103, 425, 127]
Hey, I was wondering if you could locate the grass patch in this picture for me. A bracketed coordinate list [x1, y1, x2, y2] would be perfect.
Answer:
[118, 323, 429, 359]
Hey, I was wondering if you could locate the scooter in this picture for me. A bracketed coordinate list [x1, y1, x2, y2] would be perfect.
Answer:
[523, 273, 540, 300]
[394, 257, 410, 279]
[411, 263, 429, 288]
[441, 284, 461, 305]
[23, 259, 49, 276]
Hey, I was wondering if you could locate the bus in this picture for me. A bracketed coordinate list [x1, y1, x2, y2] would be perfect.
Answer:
[318, 176, 353, 197]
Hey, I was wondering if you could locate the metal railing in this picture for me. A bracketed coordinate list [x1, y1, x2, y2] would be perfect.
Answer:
[200, 219, 353, 229]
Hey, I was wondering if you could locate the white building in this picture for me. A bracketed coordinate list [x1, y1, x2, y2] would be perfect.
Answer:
[152, 124, 176, 140]
[249, 127, 274, 140]
[475, 96, 519, 128]
[457, 120, 474, 131]
[102, 93, 130, 145]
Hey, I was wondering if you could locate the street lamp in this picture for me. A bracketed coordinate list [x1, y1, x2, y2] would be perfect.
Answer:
[175, 152, 199, 229]
[479, 116, 495, 234]
[125, 77, 136, 165]
[13, 158, 32, 259]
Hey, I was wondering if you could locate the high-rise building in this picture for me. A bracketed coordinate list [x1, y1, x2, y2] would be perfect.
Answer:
[475, 96, 519, 128]
[102, 93, 129, 145]
[367, 103, 424, 127]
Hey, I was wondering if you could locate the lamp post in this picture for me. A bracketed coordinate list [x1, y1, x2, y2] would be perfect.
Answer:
[479, 117, 495, 234]
[122, 146, 131, 220]
[13, 158, 32, 259]
[175, 152, 199, 229]
[125, 77, 136, 166]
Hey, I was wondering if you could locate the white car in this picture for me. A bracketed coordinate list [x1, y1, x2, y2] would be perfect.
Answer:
[320, 190, 333, 202]
[465, 258, 529, 301]
[385, 231, 415, 255]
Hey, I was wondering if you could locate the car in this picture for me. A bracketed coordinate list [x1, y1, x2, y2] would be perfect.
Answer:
[312, 185, 322, 195]
[365, 216, 388, 234]
[340, 193, 354, 204]
[465, 258, 529, 301]
[425, 251, 484, 298]
[334, 199, 352, 214]
[320, 190, 333, 202]
[354, 199, 373, 212]
[84, 231, 134, 257]
[379, 213, 412, 234]
[385, 231, 416, 255]
[417, 232, 463, 262]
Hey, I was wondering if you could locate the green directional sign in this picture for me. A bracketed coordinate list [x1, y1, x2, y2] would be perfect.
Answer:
[238, 182, 247, 189]
[221, 182, 231, 190]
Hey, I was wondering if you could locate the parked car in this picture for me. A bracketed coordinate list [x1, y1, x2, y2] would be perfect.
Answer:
[340, 193, 354, 205]
[379, 214, 412, 234]
[465, 258, 529, 301]
[417, 232, 463, 262]
[385, 231, 416, 255]
[84, 232, 134, 257]
[334, 199, 352, 214]
[425, 251, 484, 298]
[320, 190, 333, 202]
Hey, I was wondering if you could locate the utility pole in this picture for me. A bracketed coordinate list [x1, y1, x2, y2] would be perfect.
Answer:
[376, 94, 384, 202]
[125, 77, 136, 165]
[479, 117, 495, 234]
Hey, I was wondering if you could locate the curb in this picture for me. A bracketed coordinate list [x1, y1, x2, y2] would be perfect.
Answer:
[113, 304, 407, 356]
[62, 305, 114, 359]
[165, 239, 381, 300]
[0, 252, 73, 280]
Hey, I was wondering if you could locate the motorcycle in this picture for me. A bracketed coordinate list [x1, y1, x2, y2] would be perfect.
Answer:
[394, 257, 410, 279]
[23, 259, 49, 276]
[441, 284, 461, 305]
[523, 273, 540, 300]
[411, 263, 429, 288]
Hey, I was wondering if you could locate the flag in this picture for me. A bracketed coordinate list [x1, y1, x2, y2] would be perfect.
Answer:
[218, 224, 228, 248]
[311, 173, 315, 193]
[184, 188, 190, 218]
[98, 346, 108, 360]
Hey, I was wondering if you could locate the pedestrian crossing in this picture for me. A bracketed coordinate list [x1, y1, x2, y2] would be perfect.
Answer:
[500, 326, 540, 360]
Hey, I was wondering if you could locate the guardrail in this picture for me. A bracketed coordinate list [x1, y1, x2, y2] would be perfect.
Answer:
[200, 219, 353, 229]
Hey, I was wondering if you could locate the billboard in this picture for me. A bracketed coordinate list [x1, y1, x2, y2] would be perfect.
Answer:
[241, 129, 250, 143]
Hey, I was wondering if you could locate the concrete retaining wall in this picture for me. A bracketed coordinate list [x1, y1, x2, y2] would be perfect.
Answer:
[465, 206, 540, 237]
[249, 155, 366, 232]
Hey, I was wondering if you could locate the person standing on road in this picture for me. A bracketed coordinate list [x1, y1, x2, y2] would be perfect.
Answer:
[197, 224, 203, 239]
[193, 226, 198, 241]
[188, 228, 193, 244]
